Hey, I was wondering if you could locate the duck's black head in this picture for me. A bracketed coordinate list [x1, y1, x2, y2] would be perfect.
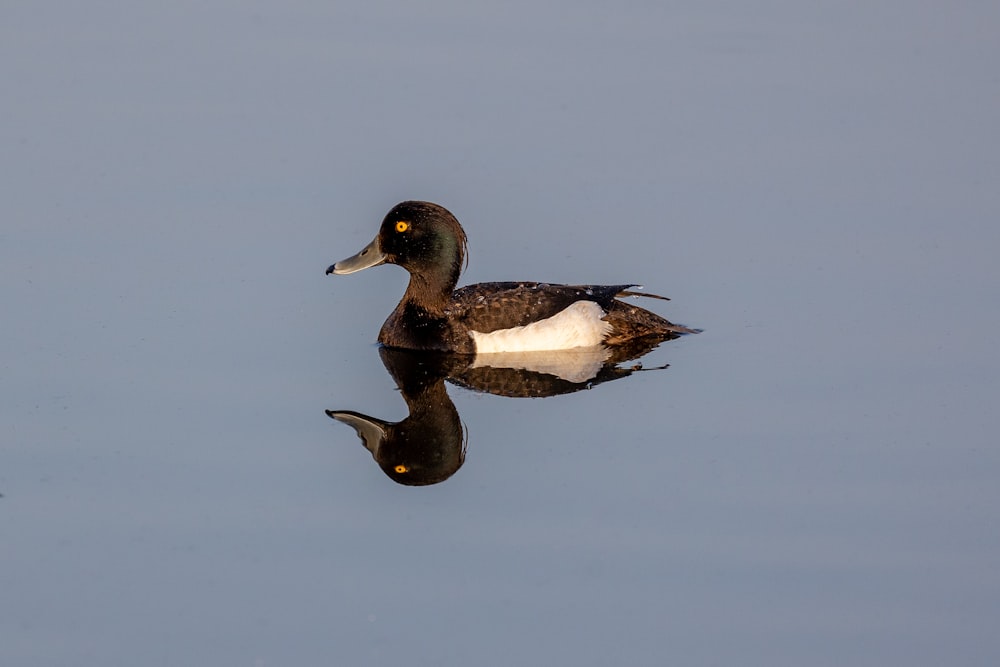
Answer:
[327, 201, 468, 297]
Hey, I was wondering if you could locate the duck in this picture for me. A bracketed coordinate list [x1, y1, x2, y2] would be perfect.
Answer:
[326, 201, 699, 354]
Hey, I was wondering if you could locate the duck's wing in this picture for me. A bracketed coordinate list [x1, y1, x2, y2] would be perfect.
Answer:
[450, 282, 640, 334]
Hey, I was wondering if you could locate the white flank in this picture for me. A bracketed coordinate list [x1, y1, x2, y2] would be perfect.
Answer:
[469, 300, 612, 353]
[470, 346, 612, 383]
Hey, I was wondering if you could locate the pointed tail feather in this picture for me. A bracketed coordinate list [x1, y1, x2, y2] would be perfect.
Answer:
[617, 288, 671, 302]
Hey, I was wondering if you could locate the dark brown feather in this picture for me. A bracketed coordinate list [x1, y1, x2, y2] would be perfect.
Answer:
[450, 282, 632, 333]
[448, 282, 698, 341]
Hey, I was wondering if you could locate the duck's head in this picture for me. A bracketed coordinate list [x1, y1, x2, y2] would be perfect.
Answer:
[327, 201, 468, 291]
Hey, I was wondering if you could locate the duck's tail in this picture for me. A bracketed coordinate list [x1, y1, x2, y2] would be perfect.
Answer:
[605, 289, 702, 343]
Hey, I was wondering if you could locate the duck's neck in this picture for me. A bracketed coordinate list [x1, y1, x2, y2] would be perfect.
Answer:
[401, 246, 463, 313]
[402, 270, 455, 314]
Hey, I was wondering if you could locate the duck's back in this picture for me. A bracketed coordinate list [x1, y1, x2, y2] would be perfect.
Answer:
[449, 282, 696, 352]
[451, 282, 629, 334]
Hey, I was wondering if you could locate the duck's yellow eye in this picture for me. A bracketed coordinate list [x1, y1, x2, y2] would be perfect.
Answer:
[394, 464, 408, 473]
[395, 221, 410, 233]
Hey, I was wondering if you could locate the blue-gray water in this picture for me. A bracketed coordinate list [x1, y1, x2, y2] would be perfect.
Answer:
[3, 2, 999, 665]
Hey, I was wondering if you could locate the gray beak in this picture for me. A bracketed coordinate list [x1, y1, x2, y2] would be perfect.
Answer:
[326, 410, 388, 456]
[326, 236, 387, 275]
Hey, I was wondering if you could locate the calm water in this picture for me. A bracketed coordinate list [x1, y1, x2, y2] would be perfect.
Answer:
[3, 2, 999, 665]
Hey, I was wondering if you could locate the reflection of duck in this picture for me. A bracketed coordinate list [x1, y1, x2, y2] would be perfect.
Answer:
[328, 349, 467, 486]
[326, 201, 699, 354]
[450, 337, 669, 398]
[327, 341, 671, 485]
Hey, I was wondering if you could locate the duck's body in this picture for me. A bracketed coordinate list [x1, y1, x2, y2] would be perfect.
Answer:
[327, 201, 699, 353]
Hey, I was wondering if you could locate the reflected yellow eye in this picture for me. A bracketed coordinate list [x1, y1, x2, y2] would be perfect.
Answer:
[395, 221, 410, 233]
[394, 464, 409, 473]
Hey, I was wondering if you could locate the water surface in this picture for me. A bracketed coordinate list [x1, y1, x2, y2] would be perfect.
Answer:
[2, 2, 999, 665]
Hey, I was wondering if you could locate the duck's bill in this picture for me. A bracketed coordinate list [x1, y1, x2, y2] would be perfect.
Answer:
[326, 236, 386, 275]
[326, 410, 388, 455]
